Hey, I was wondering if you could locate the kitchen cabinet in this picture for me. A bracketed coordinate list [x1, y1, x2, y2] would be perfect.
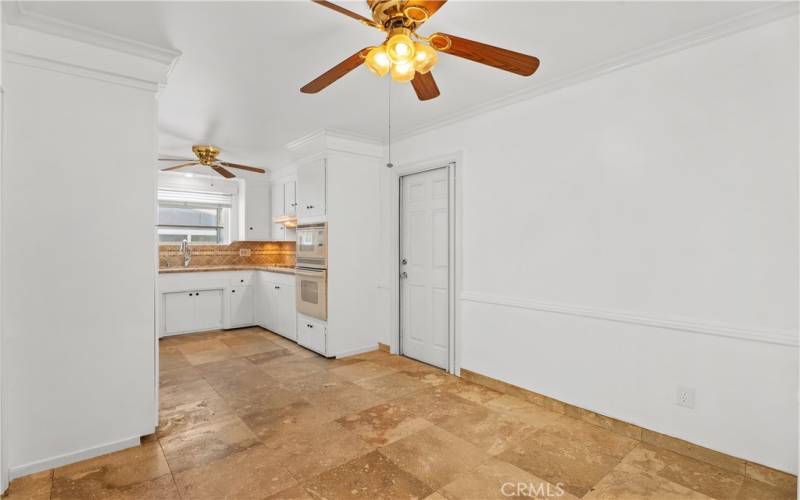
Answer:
[229, 285, 254, 327]
[256, 272, 297, 340]
[163, 289, 223, 335]
[243, 182, 270, 241]
[297, 159, 326, 219]
[297, 313, 326, 355]
[271, 180, 298, 241]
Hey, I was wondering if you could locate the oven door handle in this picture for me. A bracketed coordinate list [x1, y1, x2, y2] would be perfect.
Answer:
[295, 268, 326, 278]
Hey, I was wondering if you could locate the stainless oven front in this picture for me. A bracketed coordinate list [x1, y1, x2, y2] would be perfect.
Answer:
[296, 223, 327, 269]
[296, 267, 327, 320]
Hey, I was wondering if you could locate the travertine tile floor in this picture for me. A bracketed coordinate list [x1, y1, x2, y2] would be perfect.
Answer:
[4, 328, 796, 499]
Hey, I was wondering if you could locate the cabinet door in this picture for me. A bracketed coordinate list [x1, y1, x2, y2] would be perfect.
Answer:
[284, 180, 297, 216]
[264, 282, 280, 333]
[297, 315, 326, 355]
[297, 160, 326, 218]
[229, 286, 254, 327]
[245, 183, 270, 241]
[255, 276, 270, 329]
[277, 285, 297, 340]
[164, 291, 195, 334]
[194, 289, 223, 331]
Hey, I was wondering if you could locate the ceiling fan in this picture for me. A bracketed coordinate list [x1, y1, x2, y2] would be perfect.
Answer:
[159, 145, 266, 178]
[301, 0, 540, 101]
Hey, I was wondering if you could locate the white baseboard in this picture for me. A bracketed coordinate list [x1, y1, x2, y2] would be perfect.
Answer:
[335, 345, 379, 358]
[9, 435, 141, 480]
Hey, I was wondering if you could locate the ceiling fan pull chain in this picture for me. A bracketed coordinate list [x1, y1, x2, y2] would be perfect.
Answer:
[386, 78, 393, 169]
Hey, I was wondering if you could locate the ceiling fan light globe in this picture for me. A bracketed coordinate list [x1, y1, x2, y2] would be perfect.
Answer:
[390, 61, 415, 82]
[386, 33, 416, 64]
[365, 46, 392, 76]
[413, 43, 438, 74]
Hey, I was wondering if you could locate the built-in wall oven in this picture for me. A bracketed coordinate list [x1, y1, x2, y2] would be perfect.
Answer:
[296, 223, 326, 269]
[296, 223, 327, 321]
[296, 267, 327, 320]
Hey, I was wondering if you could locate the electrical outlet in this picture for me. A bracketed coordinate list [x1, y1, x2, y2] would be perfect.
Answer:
[676, 386, 696, 409]
[239, 248, 252, 257]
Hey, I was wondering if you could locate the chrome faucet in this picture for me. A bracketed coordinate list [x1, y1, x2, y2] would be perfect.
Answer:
[179, 239, 191, 268]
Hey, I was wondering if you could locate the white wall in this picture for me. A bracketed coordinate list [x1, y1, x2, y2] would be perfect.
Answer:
[382, 16, 799, 472]
[2, 17, 177, 476]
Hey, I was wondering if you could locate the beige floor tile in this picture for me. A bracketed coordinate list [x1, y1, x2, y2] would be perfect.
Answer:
[266, 483, 316, 500]
[247, 348, 295, 366]
[353, 371, 429, 399]
[484, 395, 563, 428]
[173, 445, 296, 500]
[622, 443, 744, 499]
[221, 333, 283, 357]
[497, 415, 638, 497]
[440, 380, 505, 404]
[160, 414, 260, 473]
[159, 346, 191, 372]
[2, 470, 52, 500]
[177, 339, 237, 366]
[438, 458, 579, 500]
[240, 398, 339, 443]
[157, 396, 233, 439]
[159, 378, 219, 410]
[159, 365, 200, 389]
[258, 357, 328, 382]
[303, 450, 434, 500]
[337, 399, 435, 446]
[584, 460, 713, 499]
[263, 420, 374, 480]
[379, 425, 490, 490]
[330, 360, 398, 382]
[52, 440, 171, 497]
[436, 404, 546, 456]
[736, 478, 797, 500]
[399, 367, 459, 387]
[392, 386, 490, 425]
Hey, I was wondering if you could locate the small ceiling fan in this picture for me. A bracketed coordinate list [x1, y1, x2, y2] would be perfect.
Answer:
[159, 145, 266, 178]
[301, 0, 540, 101]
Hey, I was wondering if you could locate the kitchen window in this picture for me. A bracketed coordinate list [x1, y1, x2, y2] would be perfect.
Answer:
[157, 189, 232, 244]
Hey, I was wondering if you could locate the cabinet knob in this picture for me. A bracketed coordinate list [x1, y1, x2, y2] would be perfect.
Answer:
[189, 293, 193, 296]
[240, 279, 244, 283]
[232, 289, 236, 293]
[307, 324, 313, 328]
[196, 292, 199, 296]
[275, 286, 280, 289]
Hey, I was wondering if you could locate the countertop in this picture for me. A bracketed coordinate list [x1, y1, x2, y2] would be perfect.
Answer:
[159, 265, 295, 275]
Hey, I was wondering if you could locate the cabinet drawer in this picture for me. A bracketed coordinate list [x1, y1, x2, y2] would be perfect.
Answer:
[229, 273, 254, 287]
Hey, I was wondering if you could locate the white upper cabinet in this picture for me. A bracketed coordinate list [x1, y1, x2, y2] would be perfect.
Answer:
[297, 159, 326, 219]
[242, 182, 270, 241]
[271, 179, 297, 241]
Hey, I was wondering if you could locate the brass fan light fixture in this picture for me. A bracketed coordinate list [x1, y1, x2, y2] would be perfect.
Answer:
[301, 0, 540, 101]
[159, 145, 266, 178]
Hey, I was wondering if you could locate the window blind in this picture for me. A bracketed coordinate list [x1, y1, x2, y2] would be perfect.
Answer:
[157, 189, 232, 207]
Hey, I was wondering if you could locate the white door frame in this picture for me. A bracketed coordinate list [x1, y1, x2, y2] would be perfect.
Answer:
[390, 153, 462, 375]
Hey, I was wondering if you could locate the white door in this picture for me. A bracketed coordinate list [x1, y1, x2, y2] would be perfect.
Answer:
[400, 167, 449, 369]
[245, 183, 270, 240]
[284, 180, 297, 216]
[229, 286, 254, 327]
[277, 284, 297, 340]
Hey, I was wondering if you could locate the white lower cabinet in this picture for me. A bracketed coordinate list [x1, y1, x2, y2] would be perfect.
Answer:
[163, 289, 223, 335]
[229, 285, 254, 327]
[297, 313, 326, 355]
[256, 272, 297, 340]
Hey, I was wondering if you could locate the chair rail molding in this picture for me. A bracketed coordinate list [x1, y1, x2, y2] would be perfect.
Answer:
[2, 1, 180, 92]
[460, 291, 799, 347]
[394, 2, 800, 141]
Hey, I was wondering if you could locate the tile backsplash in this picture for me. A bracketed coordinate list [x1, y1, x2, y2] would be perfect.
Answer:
[159, 241, 295, 268]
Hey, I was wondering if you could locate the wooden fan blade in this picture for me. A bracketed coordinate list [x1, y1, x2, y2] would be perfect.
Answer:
[161, 162, 199, 171]
[218, 162, 266, 174]
[411, 71, 440, 101]
[431, 33, 540, 76]
[211, 165, 236, 178]
[311, 1, 381, 29]
[301, 48, 369, 94]
[159, 157, 196, 162]
[404, 1, 447, 19]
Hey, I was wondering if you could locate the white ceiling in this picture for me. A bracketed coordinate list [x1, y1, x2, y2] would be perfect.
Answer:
[24, 1, 772, 167]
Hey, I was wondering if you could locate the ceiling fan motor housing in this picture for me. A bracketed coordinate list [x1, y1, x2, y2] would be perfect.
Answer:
[191, 144, 220, 165]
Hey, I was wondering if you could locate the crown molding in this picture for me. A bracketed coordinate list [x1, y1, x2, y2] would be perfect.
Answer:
[2, 1, 180, 92]
[4, 2, 180, 66]
[394, 2, 799, 141]
[285, 128, 385, 162]
[285, 128, 383, 152]
[461, 291, 799, 347]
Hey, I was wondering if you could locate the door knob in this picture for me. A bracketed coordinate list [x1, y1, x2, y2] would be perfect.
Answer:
[401, 258, 407, 265]
[400, 271, 408, 279]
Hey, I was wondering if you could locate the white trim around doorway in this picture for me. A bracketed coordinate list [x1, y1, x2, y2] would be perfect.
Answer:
[389, 152, 463, 375]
